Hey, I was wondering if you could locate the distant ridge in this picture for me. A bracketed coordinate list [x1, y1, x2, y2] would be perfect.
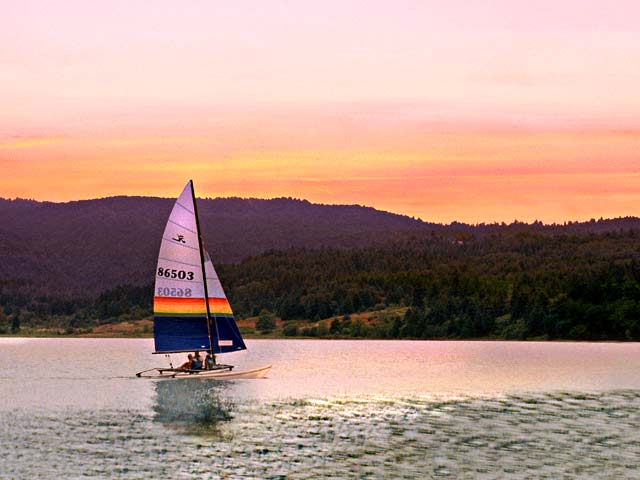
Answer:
[0, 196, 429, 295]
[0, 195, 639, 296]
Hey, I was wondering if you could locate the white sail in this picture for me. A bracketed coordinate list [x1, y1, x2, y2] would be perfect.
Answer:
[153, 181, 211, 353]
[154, 182, 205, 302]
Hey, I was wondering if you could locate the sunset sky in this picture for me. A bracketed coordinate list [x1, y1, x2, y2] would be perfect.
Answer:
[1, 0, 639, 223]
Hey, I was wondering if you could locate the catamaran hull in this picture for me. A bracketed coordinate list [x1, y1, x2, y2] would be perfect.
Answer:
[137, 364, 272, 380]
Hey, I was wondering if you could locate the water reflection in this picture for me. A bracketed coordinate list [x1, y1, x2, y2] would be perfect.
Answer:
[153, 378, 234, 432]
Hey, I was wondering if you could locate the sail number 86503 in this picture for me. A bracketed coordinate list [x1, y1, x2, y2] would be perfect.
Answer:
[157, 267, 195, 280]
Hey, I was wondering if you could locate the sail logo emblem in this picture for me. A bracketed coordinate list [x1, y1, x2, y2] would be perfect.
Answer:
[172, 234, 186, 244]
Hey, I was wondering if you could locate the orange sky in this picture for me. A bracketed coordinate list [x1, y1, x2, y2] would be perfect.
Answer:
[1, 1, 639, 223]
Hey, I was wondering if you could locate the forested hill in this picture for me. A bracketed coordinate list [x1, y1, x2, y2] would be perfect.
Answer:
[0, 196, 428, 295]
[1, 227, 639, 341]
[0, 195, 639, 298]
[222, 230, 640, 340]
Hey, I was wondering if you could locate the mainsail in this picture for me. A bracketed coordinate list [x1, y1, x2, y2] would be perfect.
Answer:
[153, 181, 247, 354]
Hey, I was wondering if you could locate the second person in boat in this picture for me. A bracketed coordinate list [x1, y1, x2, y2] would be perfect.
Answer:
[191, 351, 203, 370]
[204, 353, 216, 370]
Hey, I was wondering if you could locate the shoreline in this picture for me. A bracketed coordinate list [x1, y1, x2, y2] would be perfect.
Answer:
[1, 333, 636, 344]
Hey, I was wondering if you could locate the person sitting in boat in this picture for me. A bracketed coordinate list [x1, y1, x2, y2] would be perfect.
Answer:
[191, 351, 203, 370]
[179, 354, 193, 371]
[204, 353, 216, 370]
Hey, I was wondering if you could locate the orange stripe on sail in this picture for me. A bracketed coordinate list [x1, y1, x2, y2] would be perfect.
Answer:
[154, 296, 232, 315]
[154, 297, 206, 314]
[208, 297, 233, 315]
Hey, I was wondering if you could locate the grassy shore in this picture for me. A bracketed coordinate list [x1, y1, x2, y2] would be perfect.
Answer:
[4, 307, 613, 342]
[0, 307, 411, 339]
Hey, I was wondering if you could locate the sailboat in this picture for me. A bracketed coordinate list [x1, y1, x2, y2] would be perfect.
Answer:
[136, 180, 271, 379]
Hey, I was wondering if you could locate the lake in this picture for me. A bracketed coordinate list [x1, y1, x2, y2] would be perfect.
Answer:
[1, 338, 639, 478]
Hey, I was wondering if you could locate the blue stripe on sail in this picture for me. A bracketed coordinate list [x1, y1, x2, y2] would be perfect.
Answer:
[154, 315, 247, 354]
[213, 314, 247, 353]
[154, 316, 211, 353]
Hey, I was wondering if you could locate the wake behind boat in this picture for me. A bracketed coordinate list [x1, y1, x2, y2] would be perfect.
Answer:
[136, 180, 271, 380]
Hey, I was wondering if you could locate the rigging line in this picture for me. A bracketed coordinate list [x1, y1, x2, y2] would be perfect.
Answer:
[175, 201, 195, 215]
[204, 255, 223, 358]
[210, 316, 222, 358]
[158, 257, 201, 267]
[190, 180, 218, 359]
[206, 261, 223, 359]
[167, 219, 197, 234]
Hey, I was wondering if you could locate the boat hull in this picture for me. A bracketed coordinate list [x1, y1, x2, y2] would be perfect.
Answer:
[137, 364, 271, 380]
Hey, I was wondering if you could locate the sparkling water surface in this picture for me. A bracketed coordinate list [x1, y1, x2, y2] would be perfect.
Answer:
[1, 338, 639, 478]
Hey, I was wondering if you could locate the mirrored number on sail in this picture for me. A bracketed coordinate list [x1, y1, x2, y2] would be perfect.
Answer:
[156, 287, 193, 297]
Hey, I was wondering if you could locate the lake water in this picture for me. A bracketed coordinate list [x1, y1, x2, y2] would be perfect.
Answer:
[1, 338, 639, 478]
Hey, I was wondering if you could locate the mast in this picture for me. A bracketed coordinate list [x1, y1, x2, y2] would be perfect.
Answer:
[190, 180, 217, 356]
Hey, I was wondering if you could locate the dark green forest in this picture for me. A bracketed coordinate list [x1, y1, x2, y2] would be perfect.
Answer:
[1, 228, 639, 340]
